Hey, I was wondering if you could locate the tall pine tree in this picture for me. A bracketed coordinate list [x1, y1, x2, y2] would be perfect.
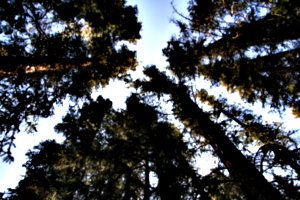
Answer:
[0, 0, 141, 162]
[135, 0, 300, 199]
[4, 95, 209, 199]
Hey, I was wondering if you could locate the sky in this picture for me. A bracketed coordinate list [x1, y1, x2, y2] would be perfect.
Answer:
[1, 0, 300, 193]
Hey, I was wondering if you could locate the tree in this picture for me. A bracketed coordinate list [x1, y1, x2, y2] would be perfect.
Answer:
[135, 66, 286, 200]
[0, 0, 141, 162]
[2, 0, 300, 199]
[165, 0, 300, 111]
[142, 0, 300, 199]
[4, 95, 210, 199]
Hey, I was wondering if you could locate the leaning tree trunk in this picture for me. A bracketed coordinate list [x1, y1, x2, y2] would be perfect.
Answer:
[139, 67, 284, 200]
[169, 84, 283, 200]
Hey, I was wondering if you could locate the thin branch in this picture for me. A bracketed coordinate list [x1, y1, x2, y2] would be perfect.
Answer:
[170, 1, 192, 22]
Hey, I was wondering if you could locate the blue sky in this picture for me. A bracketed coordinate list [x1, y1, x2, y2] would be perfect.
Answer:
[1, 0, 299, 193]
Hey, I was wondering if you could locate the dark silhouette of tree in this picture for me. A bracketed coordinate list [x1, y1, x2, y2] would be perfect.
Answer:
[135, 65, 289, 199]
[3, 95, 211, 199]
[135, 0, 300, 199]
[165, 0, 300, 111]
[0, 0, 141, 161]
[2, 0, 300, 199]
[123, 0, 300, 198]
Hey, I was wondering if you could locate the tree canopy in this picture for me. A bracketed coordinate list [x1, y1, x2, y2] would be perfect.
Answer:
[0, 0, 141, 161]
[1, 0, 300, 199]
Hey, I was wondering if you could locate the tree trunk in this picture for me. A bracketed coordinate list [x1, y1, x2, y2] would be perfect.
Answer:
[144, 156, 150, 200]
[139, 69, 284, 200]
[177, 153, 210, 200]
[167, 83, 284, 200]
[0, 56, 92, 75]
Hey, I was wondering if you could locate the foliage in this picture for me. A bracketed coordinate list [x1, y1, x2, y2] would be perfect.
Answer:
[4, 95, 208, 199]
[165, 0, 300, 110]
[1, 0, 300, 199]
[0, 0, 141, 162]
